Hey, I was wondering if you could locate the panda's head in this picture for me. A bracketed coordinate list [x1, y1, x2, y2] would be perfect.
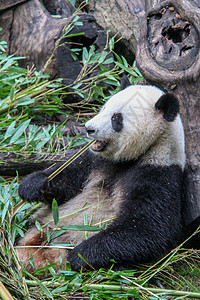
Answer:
[85, 85, 185, 168]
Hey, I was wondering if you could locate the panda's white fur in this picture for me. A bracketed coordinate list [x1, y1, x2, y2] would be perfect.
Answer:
[86, 85, 185, 168]
[17, 84, 186, 273]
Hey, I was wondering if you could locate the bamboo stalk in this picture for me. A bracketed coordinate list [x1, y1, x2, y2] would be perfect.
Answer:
[25, 280, 200, 298]
[0, 281, 14, 300]
[48, 139, 95, 181]
[15, 245, 74, 249]
[69, 283, 200, 298]
[68, 283, 200, 298]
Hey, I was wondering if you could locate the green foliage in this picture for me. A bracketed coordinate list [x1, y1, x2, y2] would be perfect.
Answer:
[0, 40, 69, 154]
[0, 41, 63, 118]
[69, 42, 143, 109]
[0, 39, 92, 155]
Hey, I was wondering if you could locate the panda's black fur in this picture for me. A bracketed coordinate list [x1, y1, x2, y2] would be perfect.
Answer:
[18, 82, 186, 272]
[69, 160, 183, 270]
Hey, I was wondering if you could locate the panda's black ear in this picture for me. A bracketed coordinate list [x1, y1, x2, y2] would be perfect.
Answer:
[155, 93, 179, 122]
[120, 74, 132, 91]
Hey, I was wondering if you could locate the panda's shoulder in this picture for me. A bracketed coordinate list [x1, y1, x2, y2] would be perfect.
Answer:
[122, 163, 183, 193]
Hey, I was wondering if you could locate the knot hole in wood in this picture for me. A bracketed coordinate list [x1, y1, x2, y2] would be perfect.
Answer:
[147, 5, 199, 71]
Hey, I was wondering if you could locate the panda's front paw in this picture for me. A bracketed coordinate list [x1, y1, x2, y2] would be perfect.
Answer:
[68, 236, 110, 272]
[18, 171, 49, 203]
[68, 240, 93, 271]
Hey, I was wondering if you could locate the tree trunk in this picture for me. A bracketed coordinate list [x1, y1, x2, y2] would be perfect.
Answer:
[136, 0, 200, 224]
[0, 0, 69, 73]
[88, 0, 145, 54]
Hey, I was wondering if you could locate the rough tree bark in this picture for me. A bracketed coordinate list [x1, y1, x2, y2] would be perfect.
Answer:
[88, 0, 145, 54]
[0, 0, 72, 74]
[0, 0, 27, 10]
[136, 0, 200, 224]
[0, 0, 109, 101]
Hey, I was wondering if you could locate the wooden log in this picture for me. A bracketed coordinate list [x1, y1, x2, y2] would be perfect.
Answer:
[136, 0, 200, 224]
[0, 150, 77, 176]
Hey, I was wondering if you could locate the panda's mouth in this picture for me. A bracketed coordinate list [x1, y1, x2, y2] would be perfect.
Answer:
[91, 140, 108, 152]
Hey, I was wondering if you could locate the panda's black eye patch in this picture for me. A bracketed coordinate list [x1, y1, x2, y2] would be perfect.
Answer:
[111, 113, 123, 132]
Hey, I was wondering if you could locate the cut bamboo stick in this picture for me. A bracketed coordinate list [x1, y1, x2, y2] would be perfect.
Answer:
[48, 139, 95, 181]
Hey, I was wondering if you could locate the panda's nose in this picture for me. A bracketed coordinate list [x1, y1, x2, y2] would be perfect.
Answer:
[85, 125, 96, 135]
[86, 127, 95, 135]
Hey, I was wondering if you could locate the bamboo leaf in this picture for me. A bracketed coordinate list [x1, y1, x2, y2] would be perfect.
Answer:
[4, 120, 16, 139]
[61, 225, 102, 231]
[52, 198, 59, 227]
[82, 47, 89, 65]
[35, 220, 43, 232]
[9, 86, 15, 101]
[52, 283, 69, 294]
[29, 251, 34, 268]
[10, 119, 31, 144]
[35, 137, 50, 150]
[50, 229, 66, 240]
[17, 96, 35, 106]
[102, 57, 114, 65]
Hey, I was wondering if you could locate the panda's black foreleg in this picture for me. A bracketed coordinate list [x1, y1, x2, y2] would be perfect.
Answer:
[68, 227, 150, 272]
[68, 207, 181, 272]
[18, 150, 94, 205]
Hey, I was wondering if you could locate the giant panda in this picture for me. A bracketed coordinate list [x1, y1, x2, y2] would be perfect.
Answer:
[17, 82, 186, 273]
